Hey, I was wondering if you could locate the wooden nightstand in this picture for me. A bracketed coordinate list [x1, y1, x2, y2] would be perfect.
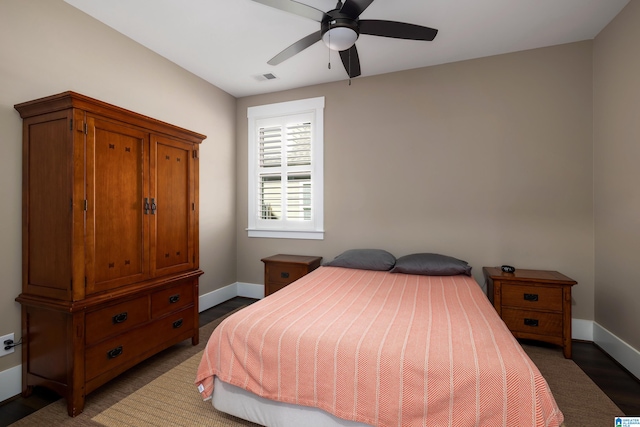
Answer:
[261, 254, 322, 297]
[483, 267, 577, 358]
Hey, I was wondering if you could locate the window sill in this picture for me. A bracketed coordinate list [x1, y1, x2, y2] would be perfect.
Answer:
[247, 229, 324, 240]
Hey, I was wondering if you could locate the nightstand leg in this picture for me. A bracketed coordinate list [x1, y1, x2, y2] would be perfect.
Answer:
[563, 341, 572, 359]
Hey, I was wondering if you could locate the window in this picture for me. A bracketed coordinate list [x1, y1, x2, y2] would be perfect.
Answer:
[247, 97, 324, 239]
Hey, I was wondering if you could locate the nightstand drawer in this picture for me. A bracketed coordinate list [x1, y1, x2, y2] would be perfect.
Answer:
[267, 264, 309, 285]
[502, 283, 562, 311]
[502, 308, 562, 336]
[262, 254, 323, 297]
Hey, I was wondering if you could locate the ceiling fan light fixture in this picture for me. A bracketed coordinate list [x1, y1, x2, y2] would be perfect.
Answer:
[322, 22, 359, 51]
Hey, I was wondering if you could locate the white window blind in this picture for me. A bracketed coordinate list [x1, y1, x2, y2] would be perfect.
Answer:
[248, 97, 324, 239]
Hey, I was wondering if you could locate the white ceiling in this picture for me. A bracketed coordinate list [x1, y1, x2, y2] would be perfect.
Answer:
[63, 0, 629, 98]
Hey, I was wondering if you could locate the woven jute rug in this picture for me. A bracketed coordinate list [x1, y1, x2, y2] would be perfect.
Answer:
[10, 307, 623, 427]
[92, 348, 258, 427]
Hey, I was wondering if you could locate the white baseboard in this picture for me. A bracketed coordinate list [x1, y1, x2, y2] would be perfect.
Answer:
[572, 318, 594, 341]
[198, 282, 264, 313]
[593, 322, 640, 380]
[237, 282, 264, 299]
[0, 364, 21, 404]
[199, 282, 239, 312]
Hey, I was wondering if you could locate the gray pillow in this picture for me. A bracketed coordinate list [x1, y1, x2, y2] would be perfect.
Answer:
[390, 253, 472, 276]
[323, 249, 396, 271]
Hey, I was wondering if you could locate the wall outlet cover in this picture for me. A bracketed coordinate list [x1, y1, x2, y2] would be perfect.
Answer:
[1, 333, 15, 357]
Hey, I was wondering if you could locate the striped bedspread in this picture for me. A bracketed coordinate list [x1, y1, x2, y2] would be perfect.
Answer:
[195, 266, 563, 427]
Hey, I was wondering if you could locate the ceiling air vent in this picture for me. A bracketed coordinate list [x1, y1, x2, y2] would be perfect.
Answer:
[254, 73, 278, 81]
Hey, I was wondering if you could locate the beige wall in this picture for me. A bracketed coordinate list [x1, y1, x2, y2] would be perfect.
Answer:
[0, 0, 237, 373]
[237, 42, 595, 323]
[593, 1, 640, 351]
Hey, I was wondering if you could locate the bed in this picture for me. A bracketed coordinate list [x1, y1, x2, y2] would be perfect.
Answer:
[195, 251, 564, 427]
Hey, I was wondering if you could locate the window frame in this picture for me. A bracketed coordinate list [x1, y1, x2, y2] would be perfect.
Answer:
[247, 97, 324, 240]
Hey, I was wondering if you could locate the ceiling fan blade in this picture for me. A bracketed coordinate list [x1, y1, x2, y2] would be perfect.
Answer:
[339, 0, 375, 19]
[268, 31, 322, 65]
[359, 20, 438, 41]
[250, 0, 327, 22]
[339, 45, 361, 78]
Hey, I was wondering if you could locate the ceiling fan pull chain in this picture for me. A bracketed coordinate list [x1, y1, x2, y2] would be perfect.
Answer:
[328, 31, 331, 69]
[348, 48, 352, 85]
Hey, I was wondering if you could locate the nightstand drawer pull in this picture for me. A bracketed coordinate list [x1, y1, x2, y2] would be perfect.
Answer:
[173, 319, 183, 329]
[524, 293, 539, 302]
[169, 294, 180, 304]
[112, 312, 128, 324]
[280, 272, 290, 279]
[107, 346, 123, 359]
[524, 318, 539, 327]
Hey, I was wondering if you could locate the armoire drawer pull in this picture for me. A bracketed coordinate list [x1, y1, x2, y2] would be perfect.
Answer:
[107, 346, 123, 359]
[523, 293, 539, 302]
[524, 318, 539, 327]
[173, 319, 183, 329]
[112, 312, 128, 324]
[169, 294, 180, 304]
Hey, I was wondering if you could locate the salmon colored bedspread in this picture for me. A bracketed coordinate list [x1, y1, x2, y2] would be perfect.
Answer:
[196, 266, 563, 427]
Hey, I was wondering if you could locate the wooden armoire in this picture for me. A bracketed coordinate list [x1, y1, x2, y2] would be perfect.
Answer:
[15, 92, 205, 416]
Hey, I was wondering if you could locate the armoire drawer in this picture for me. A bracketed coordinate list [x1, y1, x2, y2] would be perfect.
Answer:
[151, 281, 194, 318]
[85, 307, 195, 381]
[85, 296, 150, 346]
[150, 306, 195, 343]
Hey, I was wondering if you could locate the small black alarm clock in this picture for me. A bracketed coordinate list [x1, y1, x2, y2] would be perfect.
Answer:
[501, 265, 516, 273]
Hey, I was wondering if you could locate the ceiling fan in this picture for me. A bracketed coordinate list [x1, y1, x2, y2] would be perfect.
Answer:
[251, 0, 438, 78]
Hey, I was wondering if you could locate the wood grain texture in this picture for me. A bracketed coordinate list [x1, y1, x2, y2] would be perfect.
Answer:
[483, 266, 577, 358]
[15, 92, 205, 417]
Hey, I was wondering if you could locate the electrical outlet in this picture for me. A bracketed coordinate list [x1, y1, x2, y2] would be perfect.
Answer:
[1, 333, 15, 357]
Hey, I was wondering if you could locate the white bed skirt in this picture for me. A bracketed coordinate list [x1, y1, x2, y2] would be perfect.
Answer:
[213, 377, 372, 427]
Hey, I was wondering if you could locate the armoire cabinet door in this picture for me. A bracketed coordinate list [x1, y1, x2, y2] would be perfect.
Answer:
[150, 135, 197, 277]
[85, 116, 150, 294]
[22, 110, 75, 300]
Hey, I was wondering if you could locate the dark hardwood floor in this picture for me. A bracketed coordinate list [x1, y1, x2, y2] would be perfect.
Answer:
[1, 296, 638, 426]
[572, 340, 640, 416]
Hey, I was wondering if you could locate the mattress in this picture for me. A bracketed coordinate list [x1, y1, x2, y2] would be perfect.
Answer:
[212, 376, 371, 427]
[196, 266, 563, 426]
